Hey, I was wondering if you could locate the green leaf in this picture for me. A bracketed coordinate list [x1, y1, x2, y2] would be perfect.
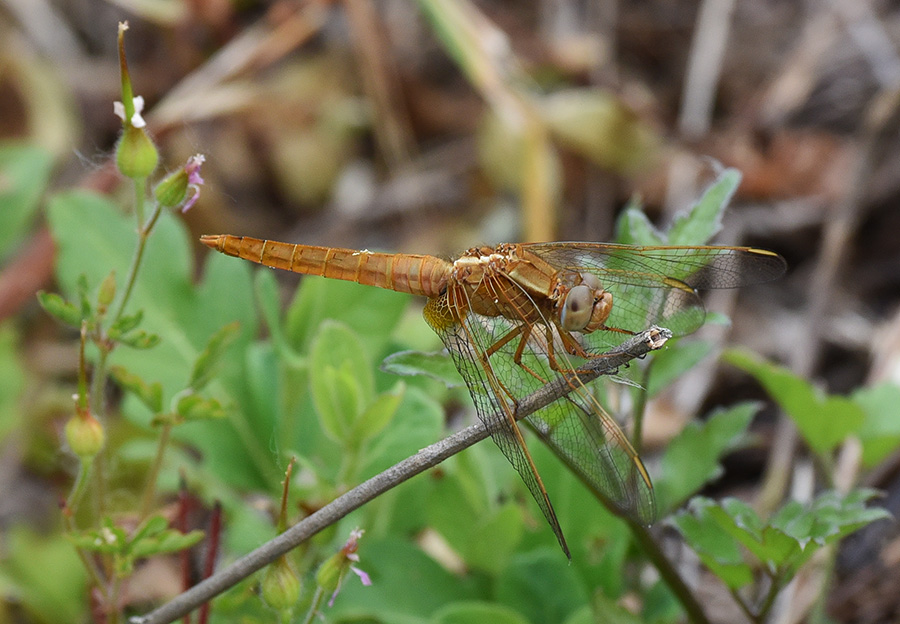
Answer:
[496, 549, 588, 624]
[36, 291, 82, 327]
[432, 601, 530, 624]
[189, 321, 240, 390]
[677, 491, 890, 586]
[116, 329, 161, 350]
[672, 499, 755, 589]
[724, 348, 865, 455]
[309, 321, 373, 444]
[0, 142, 53, 260]
[254, 267, 304, 368]
[3, 526, 86, 624]
[176, 394, 226, 421]
[656, 402, 757, 514]
[381, 349, 464, 387]
[668, 168, 738, 245]
[854, 382, 900, 468]
[285, 275, 410, 357]
[107, 309, 144, 338]
[614, 202, 665, 246]
[109, 366, 163, 413]
[646, 339, 715, 397]
[355, 384, 404, 441]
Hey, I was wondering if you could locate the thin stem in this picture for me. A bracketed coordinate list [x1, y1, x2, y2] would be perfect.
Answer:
[630, 358, 654, 455]
[134, 327, 670, 624]
[66, 460, 93, 518]
[63, 512, 109, 600]
[112, 202, 162, 325]
[301, 587, 326, 624]
[140, 423, 172, 519]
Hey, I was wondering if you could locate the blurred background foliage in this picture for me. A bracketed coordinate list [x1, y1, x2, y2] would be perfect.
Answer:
[2, 0, 900, 623]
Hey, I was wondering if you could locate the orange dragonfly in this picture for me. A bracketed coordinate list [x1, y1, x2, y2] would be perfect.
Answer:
[201, 235, 786, 556]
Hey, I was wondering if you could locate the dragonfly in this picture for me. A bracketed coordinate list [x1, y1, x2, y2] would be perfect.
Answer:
[200, 234, 786, 556]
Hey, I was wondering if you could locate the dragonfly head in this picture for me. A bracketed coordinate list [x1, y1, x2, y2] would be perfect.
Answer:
[559, 273, 611, 333]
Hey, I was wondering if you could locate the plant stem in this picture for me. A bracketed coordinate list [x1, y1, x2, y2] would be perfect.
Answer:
[140, 423, 172, 519]
[301, 587, 326, 624]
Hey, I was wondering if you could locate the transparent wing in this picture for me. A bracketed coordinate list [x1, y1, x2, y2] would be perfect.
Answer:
[523, 243, 786, 339]
[424, 277, 656, 557]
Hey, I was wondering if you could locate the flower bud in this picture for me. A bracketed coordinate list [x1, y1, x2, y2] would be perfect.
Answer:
[154, 154, 205, 212]
[116, 123, 159, 180]
[261, 556, 301, 611]
[65, 410, 105, 458]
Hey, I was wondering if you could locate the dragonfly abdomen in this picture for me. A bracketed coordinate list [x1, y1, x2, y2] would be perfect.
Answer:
[200, 235, 451, 297]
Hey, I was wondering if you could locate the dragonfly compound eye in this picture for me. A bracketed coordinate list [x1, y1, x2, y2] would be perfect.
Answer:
[560, 284, 594, 331]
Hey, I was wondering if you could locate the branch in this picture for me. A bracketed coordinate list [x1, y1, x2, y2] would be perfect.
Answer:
[133, 326, 671, 624]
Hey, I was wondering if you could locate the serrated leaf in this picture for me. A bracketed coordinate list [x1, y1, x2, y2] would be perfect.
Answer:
[614, 203, 665, 246]
[189, 321, 240, 391]
[36, 291, 82, 327]
[672, 501, 755, 590]
[668, 168, 738, 245]
[109, 366, 163, 413]
[656, 402, 757, 514]
[380, 349, 464, 387]
[724, 348, 865, 455]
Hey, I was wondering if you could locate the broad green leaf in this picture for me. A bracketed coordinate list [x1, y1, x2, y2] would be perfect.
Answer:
[355, 384, 404, 442]
[496, 549, 588, 624]
[668, 168, 738, 245]
[588, 593, 646, 624]
[109, 366, 163, 413]
[36, 291, 81, 327]
[0, 143, 53, 259]
[309, 321, 372, 444]
[2, 526, 86, 624]
[327, 537, 483, 621]
[724, 348, 865, 455]
[432, 602, 530, 624]
[656, 402, 757, 514]
[285, 275, 410, 357]
[381, 349, 464, 387]
[254, 267, 304, 368]
[854, 383, 900, 467]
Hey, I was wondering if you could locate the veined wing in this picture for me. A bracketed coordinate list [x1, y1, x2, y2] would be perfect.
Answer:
[523, 243, 786, 340]
[423, 276, 655, 557]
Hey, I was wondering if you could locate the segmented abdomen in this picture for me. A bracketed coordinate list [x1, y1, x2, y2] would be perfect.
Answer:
[200, 235, 451, 298]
